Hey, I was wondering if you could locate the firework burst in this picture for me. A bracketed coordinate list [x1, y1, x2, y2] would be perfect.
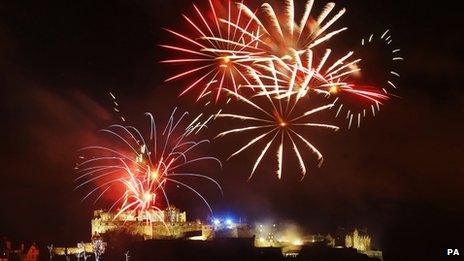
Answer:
[216, 67, 339, 180]
[221, 1, 401, 129]
[296, 49, 390, 129]
[75, 109, 222, 223]
[357, 29, 403, 95]
[228, 0, 347, 60]
[247, 42, 396, 129]
[158, 1, 403, 180]
[161, 0, 268, 102]
[328, 30, 403, 128]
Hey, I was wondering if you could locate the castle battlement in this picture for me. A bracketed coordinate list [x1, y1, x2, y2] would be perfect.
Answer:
[91, 207, 203, 240]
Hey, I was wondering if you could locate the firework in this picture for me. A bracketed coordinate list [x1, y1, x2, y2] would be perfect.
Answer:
[357, 29, 402, 95]
[224, 1, 402, 129]
[245, 49, 360, 98]
[158, 1, 402, 181]
[227, 0, 347, 59]
[297, 49, 391, 129]
[216, 67, 339, 180]
[161, 0, 267, 102]
[241, 50, 388, 126]
[248, 39, 397, 129]
[75, 109, 222, 223]
[329, 30, 402, 128]
[215, 0, 393, 129]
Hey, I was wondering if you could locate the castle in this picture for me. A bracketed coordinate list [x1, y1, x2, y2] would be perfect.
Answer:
[48, 210, 384, 260]
[344, 229, 383, 260]
[345, 228, 371, 251]
[91, 206, 206, 240]
[91, 206, 253, 242]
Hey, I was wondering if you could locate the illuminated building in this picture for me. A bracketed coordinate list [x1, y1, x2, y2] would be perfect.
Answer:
[254, 223, 278, 247]
[52, 242, 94, 256]
[209, 217, 252, 239]
[91, 207, 251, 241]
[344, 229, 383, 261]
[91, 206, 204, 240]
[345, 229, 371, 251]
[253, 224, 382, 260]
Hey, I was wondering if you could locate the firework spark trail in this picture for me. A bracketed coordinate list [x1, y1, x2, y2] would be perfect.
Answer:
[328, 29, 403, 128]
[232, 0, 347, 59]
[110, 92, 126, 122]
[75, 109, 222, 225]
[253, 43, 394, 130]
[360, 29, 403, 95]
[158, 1, 402, 181]
[216, 67, 339, 180]
[162, 0, 400, 114]
[243, 49, 389, 110]
[161, 0, 357, 103]
[161, 0, 267, 102]
[213, 1, 401, 130]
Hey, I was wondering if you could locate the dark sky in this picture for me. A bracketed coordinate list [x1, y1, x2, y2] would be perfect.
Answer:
[1, 0, 463, 260]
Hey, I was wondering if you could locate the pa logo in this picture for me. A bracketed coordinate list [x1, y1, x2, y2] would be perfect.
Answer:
[446, 249, 460, 256]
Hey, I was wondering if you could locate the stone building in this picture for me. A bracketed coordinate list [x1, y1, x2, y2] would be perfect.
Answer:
[345, 229, 371, 251]
[91, 206, 204, 240]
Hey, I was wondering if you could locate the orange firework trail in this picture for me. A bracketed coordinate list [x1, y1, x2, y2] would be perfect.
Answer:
[75, 109, 222, 222]
[216, 67, 339, 180]
[240, 50, 390, 127]
[263, 48, 392, 129]
[159, 1, 403, 180]
[229, 0, 347, 59]
[217, 1, 401, 129]
[161, 0, 269, 102]
[162, 0, 401, 112]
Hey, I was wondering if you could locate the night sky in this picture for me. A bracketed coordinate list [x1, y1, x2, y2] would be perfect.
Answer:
[1, 0, 463, 260]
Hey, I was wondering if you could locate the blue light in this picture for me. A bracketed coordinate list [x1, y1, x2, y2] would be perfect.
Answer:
[213, 218, 220, 226]
[225, 218, 233, 226]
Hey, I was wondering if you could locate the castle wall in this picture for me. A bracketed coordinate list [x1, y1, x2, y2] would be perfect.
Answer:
[91, 207, 203, 240]
[345, 229, 371, 251]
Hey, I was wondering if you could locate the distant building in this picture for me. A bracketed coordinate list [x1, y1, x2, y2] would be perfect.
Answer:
[91, 207, 252, 242]
[52, 242, 95, 256]
[344, 229, 383, 261]
[92, 206, 209, 240]
[345, 228, 371, 251]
